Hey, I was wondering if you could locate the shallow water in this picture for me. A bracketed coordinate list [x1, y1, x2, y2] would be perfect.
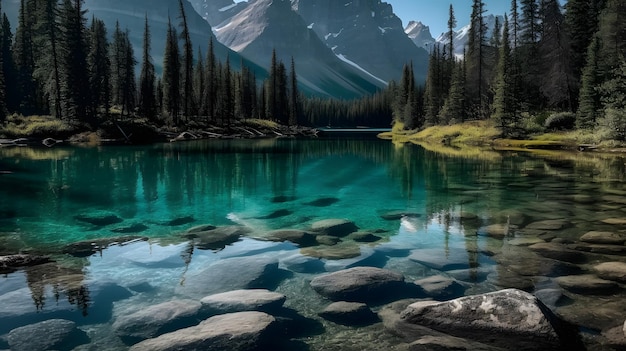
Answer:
[1, 137, 625, 350]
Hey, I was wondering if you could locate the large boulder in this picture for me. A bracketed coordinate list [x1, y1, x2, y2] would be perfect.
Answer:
[310, 219, 358, 237]
[528, 242, 587, 264]
[112, 299, 202, 343]
[200, 289, 286, 315]
[318, 301, 379, 326]
[7, 319, 89, 351]
[176, 256, 284, 299]
[556, 274, 619, 294]
[265, 229, 317, 247]
[407, 335, 506, 351]
[310, 267, 412, 303]
[400, 289, 580, 350]
[579, 231, 626, 245]
[129, 312, 276, 351]
[183, 226, 247, 250]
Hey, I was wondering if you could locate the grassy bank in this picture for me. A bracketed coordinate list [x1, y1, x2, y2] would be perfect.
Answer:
[379, 120, 626, 153]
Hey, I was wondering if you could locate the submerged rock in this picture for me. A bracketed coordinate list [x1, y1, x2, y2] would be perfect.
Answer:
[408, 335, 505, 351]
[161, 215, 195, 226]
[129, 312, 276, 351]
[318, 301, 379, 326]
[112, 299, 202, 343]
[477, 224, 510, 238]
[380, 210, 422, 220]
[524, 219, 570, 231]
[602, 323, 626, 349]
[348, 231, 382, 243]
[62, 236, 148, 257]
[200, 289, 286, 315]
[310, 266, 411, 303]
[177, 256, 284, 299]
[593, 262, 626, 283]
[528, 242, 587, 264]
[74, 213, 123, 226]
[185, 224, 217, 233]
[400, 289, 580, 350]
[183, 226, 248, 250]
[0, 254, 51, 273]
[7, 319, 89, 351]
[253, 209, 293, 220]
[270, 195, 297, 203]
[310, 219, 358, 237]
[579, 231, 626, 245]
[414, 275, 466, 301]
[408, 248, 473, 271]
[265, 229, 317, 247]
[305, 197, 340, 207]
[601, 218, 626, 225]
[301, 242, 361, 260]
[555, 274, 619, 295]
[111, 223, 149, 234]
[280, 254, 326, 273]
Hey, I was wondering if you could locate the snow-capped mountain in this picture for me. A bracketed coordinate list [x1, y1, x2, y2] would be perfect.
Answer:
[293, 0, 429, 83]
[405, 21, 436, 51]
[211, 0, 384, 98]
[435, 14, 504, 58]
[188, 0, 247, 29]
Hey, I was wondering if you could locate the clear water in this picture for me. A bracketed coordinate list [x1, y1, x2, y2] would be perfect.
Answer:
[1, 137, 625, 350]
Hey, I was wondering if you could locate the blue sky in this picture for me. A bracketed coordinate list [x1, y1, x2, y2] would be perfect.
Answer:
[388, 1, 511, 37]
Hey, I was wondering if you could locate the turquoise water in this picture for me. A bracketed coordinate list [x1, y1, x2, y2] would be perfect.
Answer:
[1, 137, 626, 350]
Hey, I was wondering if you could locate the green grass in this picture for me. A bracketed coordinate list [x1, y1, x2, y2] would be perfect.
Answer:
[0, 114, 78, 138]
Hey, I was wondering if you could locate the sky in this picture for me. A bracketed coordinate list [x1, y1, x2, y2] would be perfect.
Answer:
[388, 0, 511, 37]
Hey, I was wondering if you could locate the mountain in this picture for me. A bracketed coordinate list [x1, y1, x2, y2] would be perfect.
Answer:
[211, 0, 383, 98]
[293, 0, 429, 83]
[188, 0, 247, 28]
[435, 14, 504, 59]
[2, 0, 263, 76]
[405, 21, 436, 52]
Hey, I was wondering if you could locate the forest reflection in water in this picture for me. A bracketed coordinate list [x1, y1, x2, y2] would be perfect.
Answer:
[1, 137, 626, 349]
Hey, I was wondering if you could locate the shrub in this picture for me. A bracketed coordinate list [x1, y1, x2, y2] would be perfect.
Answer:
[544, 112, 576, 131]
[597, 108, 626, 141]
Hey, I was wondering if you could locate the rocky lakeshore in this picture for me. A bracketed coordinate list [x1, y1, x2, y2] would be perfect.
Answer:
[1, 210, 626, 351]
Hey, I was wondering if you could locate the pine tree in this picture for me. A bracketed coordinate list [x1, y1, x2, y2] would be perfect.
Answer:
[87, 17, 110, 120]
[32, 0, 62, 118]
[492, 15, 518, 136]
[266, 49, 278, 121]
[0, 2, 5, 122]
[467, 0, 488, 118]
[178, 0, 194, 120]
[1, 14, 18, 114]
[138, 15, 156, 120]
[110, 21, 124, 107]
[538, 0, 575, 110]
[446, 4, 456, 63]
[194, 47, 204, 118]
[202, 37, 217, 122]
[439, 60, 466, 125]
[221, 55, 233, 126]
[120, 29, 136, 117]
[565, 0, 604, 81]
[59, 0, 90, 121]
[576, 36, 601, 129]
[288, 57, 299, 126]
[162, 18, 180, 124]
[595, 0, 626, 74]
[13, 0, 37, 115]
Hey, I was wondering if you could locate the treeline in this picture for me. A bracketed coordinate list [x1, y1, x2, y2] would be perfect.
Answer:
[0, 0, 306, 128]
[391, 0, 626, 139]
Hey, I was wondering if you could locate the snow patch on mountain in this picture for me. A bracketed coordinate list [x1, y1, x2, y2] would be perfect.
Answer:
[335, 54, 387, 86]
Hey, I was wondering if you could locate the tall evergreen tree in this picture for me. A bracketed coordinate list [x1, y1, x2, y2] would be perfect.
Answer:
[13, 0, 37, 114]
[1, 14, 18, 113]
[33, 0, 62, 118]
[446, 4, 456, 62]
[538, 0, 575, 110]
[59, 0, 90, 121]
[266, 49, 278, 121]
[576, 36, 601, 129]
[87, 17, 110, 120]
[194, 47, 205, 118]
[162, 18, 180, 124]
[439, 60, 466, 125]
[110, 21, 124, 107]
[288, 57, 299, 126]
[466, 0, 488, 118]
[595, 0, 626, 74]
[220, 56, 233, 126]
[138, 15, 156, 120]
[0, 2, 5, 122]
[202, 37, 217, 122]
[565, 0, 604, 81]
[492, 15, 518, 136]
[119, 29, 136, 117]
[178, 0, 194, 120]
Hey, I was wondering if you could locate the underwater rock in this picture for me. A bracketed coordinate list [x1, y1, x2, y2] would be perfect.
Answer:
[62, 236, 148, 257]
[177, 256, 283, 299]
[556, 274, 619, 295]
[310, 219, 358, 237]
[380, 210, 422, 220]
[414, 275, 466, 301]
[161, 216, 195, 226]
[301, 242, 361, 260]
[253, 209, 293, 220]
[407, 335, 506, 351]
[111, 223, 149, 234]
[112, 299, 202, 343]
[265, 229, 317, 247]
[7, 319, 89, 351]
[201, 289, 286, 315]
[600, 218, 626, 226]
[477, 224, 510, 238]
[270, 195, 297, 203]
[74, 213, 123, 226]
[315, 235, 342, 246]
[0, 254, 51, 273]
[528, 242, 587, 264]
[534, 288, 568, 309]
[400, 289, 580, 351]
[579, 231, 626, 245]
[184, 224, 217, 233]
[305, 197, 340, 207]
[507, 237, 546, 246]
[348, 231, 382, 243]
[408, 248, 472, 271]
[602, 323, 626, 349]
[129, 312, 276, 351]
[184, 226, 248, 250]
[524, 219, 570, 231]
[280, 254, 326, 274]
[318, 301, 379, 326]
[310, 266, 410, 303]
[593, 262, 626, 283]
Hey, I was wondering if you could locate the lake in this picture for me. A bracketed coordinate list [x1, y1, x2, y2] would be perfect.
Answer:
[1, 136, 625, 350]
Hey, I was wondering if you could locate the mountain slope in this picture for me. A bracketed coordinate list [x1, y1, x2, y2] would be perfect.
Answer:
[405, 21, 436, 51]
[188, 0, 247, 28]
[214, 0, 383, 98]
[293, 0, 429, 83]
